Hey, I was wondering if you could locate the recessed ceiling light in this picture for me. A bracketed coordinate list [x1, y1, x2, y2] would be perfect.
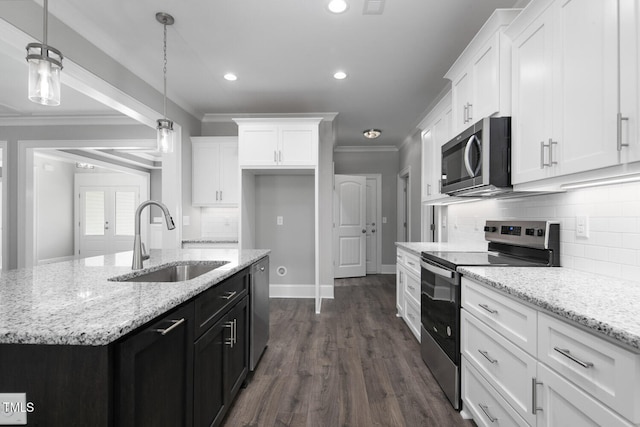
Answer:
[363, 129, 382, 139]
[224, 73, 237, 81]
[333, 71, 347, 80]
[328, 0, 348, 14]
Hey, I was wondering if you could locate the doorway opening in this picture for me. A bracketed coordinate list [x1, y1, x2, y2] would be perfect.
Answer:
[397, 166, 411, 242]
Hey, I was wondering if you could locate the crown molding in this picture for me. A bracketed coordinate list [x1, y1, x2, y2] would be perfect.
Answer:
[334, 145, 398, 153]
[203, 112, 338, 123]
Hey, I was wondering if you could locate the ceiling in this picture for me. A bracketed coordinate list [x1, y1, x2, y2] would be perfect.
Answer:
[2, 0, 523, 148]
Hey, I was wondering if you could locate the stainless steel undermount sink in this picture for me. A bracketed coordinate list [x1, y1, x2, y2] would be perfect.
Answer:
[110, 261, 229, 283]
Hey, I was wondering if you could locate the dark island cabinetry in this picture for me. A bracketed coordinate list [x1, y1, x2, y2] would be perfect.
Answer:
[0, 264, 253, 427]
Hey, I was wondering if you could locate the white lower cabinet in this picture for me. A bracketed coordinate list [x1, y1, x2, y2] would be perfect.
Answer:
[396, 247, 420, 341]
[536, 363, 633, 427]
[462, 278, 640, 426]
[462, 356, 530, 427]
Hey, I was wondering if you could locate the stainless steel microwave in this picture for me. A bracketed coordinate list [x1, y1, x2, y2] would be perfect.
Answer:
[441, 117, 511, 197]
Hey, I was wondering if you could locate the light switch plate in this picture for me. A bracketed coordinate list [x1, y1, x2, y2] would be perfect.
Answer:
[183, 216, 190, 226]
[277, 216, 283, 225]
[382, 217, 387, 224]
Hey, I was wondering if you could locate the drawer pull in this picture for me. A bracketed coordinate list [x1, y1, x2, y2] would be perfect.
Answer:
[478, 349, 497, 364]
[154, 318, 185, 336]
[553, 347, 594, 368]
[478, 403, 497, 423]
[531, 377, 543, 414]
[407, 285, 416, 291]
[221, 291, 238, 300]
[407, 313, 415, 321]
[407, 261, 416, 267]
[479, 303, 498, 314]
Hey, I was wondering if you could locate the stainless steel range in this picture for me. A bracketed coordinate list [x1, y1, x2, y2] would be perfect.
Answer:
[420, 220, 560, 410]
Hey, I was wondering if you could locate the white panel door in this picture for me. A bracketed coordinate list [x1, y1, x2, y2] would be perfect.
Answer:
[333, 175, 366, 279]
[364, 176, 379, 274]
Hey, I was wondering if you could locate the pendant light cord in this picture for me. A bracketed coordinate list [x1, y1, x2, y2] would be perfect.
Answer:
[43, 0, 48, 47]
[163, 22, 168, 120]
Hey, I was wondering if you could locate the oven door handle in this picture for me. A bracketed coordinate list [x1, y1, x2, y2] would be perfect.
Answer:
[420, 260, 454, 279]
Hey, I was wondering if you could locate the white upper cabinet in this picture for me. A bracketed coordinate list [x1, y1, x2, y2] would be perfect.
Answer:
[235, 118, 321, 168]
[445, 9, 520, 135]
[509, 0, 638, 185]
[420, 90, 452, 204]
[620, 0, 640, 163]
[191, 136, 239, 206]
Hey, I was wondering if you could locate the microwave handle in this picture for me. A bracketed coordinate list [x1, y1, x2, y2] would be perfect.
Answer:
[464, 134, 481, 178]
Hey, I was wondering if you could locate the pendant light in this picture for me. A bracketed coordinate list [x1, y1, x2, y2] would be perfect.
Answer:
[26, 0, 63, 106]
[156, 12, 175, 154]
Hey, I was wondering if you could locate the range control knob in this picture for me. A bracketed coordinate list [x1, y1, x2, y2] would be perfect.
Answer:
[525, 228, 535, 236]
[483, 226, 497, 232]
[537, 229, 545, 237]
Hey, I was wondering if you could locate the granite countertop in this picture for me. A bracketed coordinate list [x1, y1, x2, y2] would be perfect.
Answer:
[459, 266, 640, 351]
[396, 241, 488, 257]
[0, 248, 269, 346]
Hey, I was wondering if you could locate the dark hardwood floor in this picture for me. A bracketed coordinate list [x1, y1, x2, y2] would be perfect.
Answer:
[223, 275, 475, 427]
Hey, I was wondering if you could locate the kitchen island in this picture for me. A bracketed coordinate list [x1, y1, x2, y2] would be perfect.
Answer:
[0, 248, 269, 426]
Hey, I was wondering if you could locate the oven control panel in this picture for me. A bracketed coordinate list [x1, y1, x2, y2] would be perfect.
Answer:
[483, 220, 558, 249]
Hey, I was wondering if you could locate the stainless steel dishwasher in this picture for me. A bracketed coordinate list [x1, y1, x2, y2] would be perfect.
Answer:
[249, 257, 269, 371]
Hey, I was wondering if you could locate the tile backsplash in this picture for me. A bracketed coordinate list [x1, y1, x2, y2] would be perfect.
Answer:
[201, 207, 239, 241]
[446, 181, 640, 282]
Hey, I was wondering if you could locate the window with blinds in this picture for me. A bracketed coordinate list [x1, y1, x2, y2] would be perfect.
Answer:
[84, 191, 105, 236]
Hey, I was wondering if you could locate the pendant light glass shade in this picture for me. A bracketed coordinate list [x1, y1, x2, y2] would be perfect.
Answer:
[157, 118, 174, 154]
[26, 0, 63, 106]
[156, 12, 175, 154]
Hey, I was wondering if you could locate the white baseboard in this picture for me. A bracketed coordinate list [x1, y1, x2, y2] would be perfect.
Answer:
[38, 255, 77, 265]
[270, 283, 334, 299]
[381, 264, 396, 274]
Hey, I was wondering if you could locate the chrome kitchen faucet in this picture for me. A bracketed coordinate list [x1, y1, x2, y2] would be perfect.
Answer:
[132, 200, 175, 270]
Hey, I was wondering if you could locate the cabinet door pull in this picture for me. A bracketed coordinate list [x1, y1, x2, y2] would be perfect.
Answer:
[463, 104, 468, 123]
[531, 377, 543, 414]
[478, 403, 497, 423]
[478, 349, 498, 364]
[540, 141, 546, 169]
[274, 150, 277, 163]
[225, 321, 234, 347]
[221, 291, 238, 300]
[232, 319, 237, 345]
[215, 190, 219, 201]
[279, 150, 282, 162]
[467, 102, 473, 122]
[219, 191, 222, 201]
[155, 318, 185, 336]
[617, 112, 629, 151]
[548, 138, 558, 166]
[553, 347, 593, 368]
[427, 183, 431, 196]
[478, 303, 498, 314]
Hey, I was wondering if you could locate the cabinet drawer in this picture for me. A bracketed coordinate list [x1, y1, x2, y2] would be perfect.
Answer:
[536, 362, 634, 427]
[462, 278, 537, 356]
[195, 269, 248, 338]
[462, 310, 537, 426]
[461, 357, 529, 427]
[404, 269, 420, 304]
[404, 297, 421, 341]
[403, 252, 421, 277]
[538, 313, 640, 423]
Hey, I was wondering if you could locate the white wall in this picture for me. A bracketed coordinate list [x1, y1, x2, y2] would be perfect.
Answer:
[447, 181, 640, 281]
[34, 156, 75, 261]
[399, 132, 423, 242]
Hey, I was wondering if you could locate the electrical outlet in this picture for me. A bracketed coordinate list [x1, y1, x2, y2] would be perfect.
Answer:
[576, 215, 589, 238]
[277, 216, 283, 225]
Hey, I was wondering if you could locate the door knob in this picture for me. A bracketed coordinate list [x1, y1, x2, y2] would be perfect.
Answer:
[372, 229, 376, 233]
[362, 229, 366, 233]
